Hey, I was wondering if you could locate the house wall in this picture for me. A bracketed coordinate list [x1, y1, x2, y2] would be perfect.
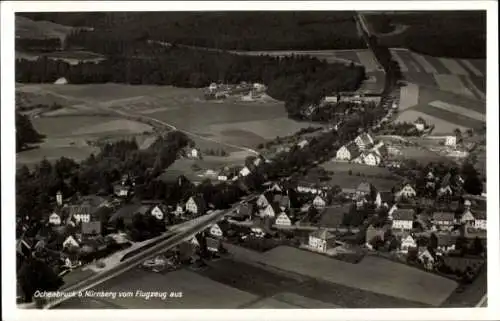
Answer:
[392, 220, 413, 230]
[474, 219, 487, 230]
[186, 199, 198, 213]
[276, 214, 292, 226]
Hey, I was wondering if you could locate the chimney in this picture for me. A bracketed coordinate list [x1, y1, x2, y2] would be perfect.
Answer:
[56, 191, 63, 206]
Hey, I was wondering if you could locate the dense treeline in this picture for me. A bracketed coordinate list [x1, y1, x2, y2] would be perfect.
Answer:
[16, 42, 365, 108]
[16, 112, 44, 152]
[16, 37, 62, 52]
[20, 12, 367, 51]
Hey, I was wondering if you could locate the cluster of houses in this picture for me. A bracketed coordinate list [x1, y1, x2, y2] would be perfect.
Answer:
[204, 82, 267, 100]
[320, 92, 382, 106]
[335, 132, 389, 166]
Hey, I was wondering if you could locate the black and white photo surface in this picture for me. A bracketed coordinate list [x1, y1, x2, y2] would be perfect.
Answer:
[1, 1, 498, 319]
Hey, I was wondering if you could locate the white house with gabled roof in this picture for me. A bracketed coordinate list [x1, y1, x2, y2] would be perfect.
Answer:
[275, 212, 292, 226]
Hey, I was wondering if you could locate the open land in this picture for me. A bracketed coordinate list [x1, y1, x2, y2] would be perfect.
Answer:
[16, 84, 315, 167]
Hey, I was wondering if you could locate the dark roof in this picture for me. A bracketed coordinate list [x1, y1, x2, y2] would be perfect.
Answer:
[432, 212, 455, 221]
[436, 234, 457, 247]
[344, 142, 361, 158]
[392, 209, 415, 221]
[380, 191, 393, 203]
[366, 225, 385, 241]
[267, 202, 282, 215]
[108, 203, 143, 223]
[310, 229, 335, 240]
[82, 221, 102, 235]
[188, 195, 207, 211]
[80, 195, 108, 208]
[319, 207, 343, 228]
[357, 182, 373, 194]
[206, 237, 221, 250]
[237, 203, 255, 217]
[68, 205, 92, 216]
[440, 173, 452, 187]
[473, 210, 486, 220]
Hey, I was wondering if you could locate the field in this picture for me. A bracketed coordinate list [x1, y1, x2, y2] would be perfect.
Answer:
[320, 161, 398, 177]
[59, 268, 259, 309]
[16, 84, 315, 167]
[16, 114, 153, 166]
[258, 246, 458, 306]
[323, 173, 401, 192]
[16, 15, 73, 40]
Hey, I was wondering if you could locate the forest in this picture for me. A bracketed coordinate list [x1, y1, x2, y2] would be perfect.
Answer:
[16, 112, 45, 152]
[18, 11, 367, 51]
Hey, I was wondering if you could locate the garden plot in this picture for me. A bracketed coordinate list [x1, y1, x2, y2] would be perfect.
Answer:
[429, 100, 486, 122]
[399, 83, 419, 110]
[438, 58, 470, 76]
[390, 49, 409, 72]
[70, 119, 152, 136]
[433, 74, 475, 98]
[410, 52, 438, 74]
[460, 59, 484, 77]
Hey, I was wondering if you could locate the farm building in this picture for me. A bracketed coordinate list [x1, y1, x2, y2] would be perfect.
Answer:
[391, 209, 415, 231]
[336, 142, 361, 161]
[208, 223, 224, 238]
[399, 234, 417, 253]
[312, 195, 327, 209]
[239, 166, 251, 177]
[445, 136, 457, 147]
[54, 77, 68, 85]
[365, 225, 386, 245]
[297, 139, 309, 149]
[473, 211, 487, 230]
[256, 192, 273, 209]
[308, 229, 336, 254]
[273, 194, 291, 210]
[432, 212, 455, 230]
[275, 212, 293, 226]
[354, 133, 374, 151]
[185, 195, 207, 216]
[395, 184, 417, 200]
[259, 203, 281, 218]
[49, 212, 61, 226]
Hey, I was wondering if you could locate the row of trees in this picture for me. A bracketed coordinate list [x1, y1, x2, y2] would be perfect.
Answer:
[16, 112, 45, 152]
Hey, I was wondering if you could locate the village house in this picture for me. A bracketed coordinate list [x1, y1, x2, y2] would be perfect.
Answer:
[296, 182, 322, 195]
[259, 202, 281, 218]
[356, 182, 376, 198]
[297, 139, 309, 149]
[445, 135, 457, 147]
[186, 147, 201, 159]
[335, 142, 361, 161]
[312, 195, 327, 209]
[414, 119, 426, 132]
[275, 212, 293, 226]
[206, 237, 222, 253]
[150, 205, 166, 221]
[81, 221, 102, 237]
[391, 208, 415, 231]
[257, 192, 273, 209]
[395, 183, 417, 200]
[354, 133, 374, 151]
[432, 212, 455, 230]
[56, 190, 63, 206]
[49, 212, 62, 226]
[417, 247, 435, 270]
[273, 194, 291, 210]
[268, 182, 283, 193]
[352, 152, 366, 165]
[438, 173, 453, 197]
[362, 152, 382, 166]
[174, 203, 185, 217]
[185, 195, 207, 216]
[436, 234, 457, 254]
[239, 166, 251, 177]
[378, 191, 394, 209]
[473, 211, 487, 230]
[62, 235, 80, 250]
[308, 229, 337, 253]
[234, 202, 255, 220]
[208, 223, 224, 238]
[399, 234, 417, 253]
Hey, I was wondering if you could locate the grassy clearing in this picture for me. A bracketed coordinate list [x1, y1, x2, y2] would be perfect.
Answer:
[417, 86, 485, 114]
[320, 161, 397, 177]
[323, 173, 400, 191]
[260, 246, 458, 306]
[412, 104, 484, 130]
[428, 101, 485, 122]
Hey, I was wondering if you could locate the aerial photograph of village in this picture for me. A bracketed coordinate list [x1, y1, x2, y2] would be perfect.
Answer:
[13, 9, 488, 309]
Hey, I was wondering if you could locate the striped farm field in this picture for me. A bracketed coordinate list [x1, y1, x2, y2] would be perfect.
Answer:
[412, 103, 484, 130]
[404, 72, 439, 88]
[438, 57, 470, 75]
[428, 101, 485, 122]
[417, 86, 485, 114]
[459, 76, 486, 101]
[396, 109, 470, 134]
[433, 74, 475, 99]
[410, 52, 438, 74]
